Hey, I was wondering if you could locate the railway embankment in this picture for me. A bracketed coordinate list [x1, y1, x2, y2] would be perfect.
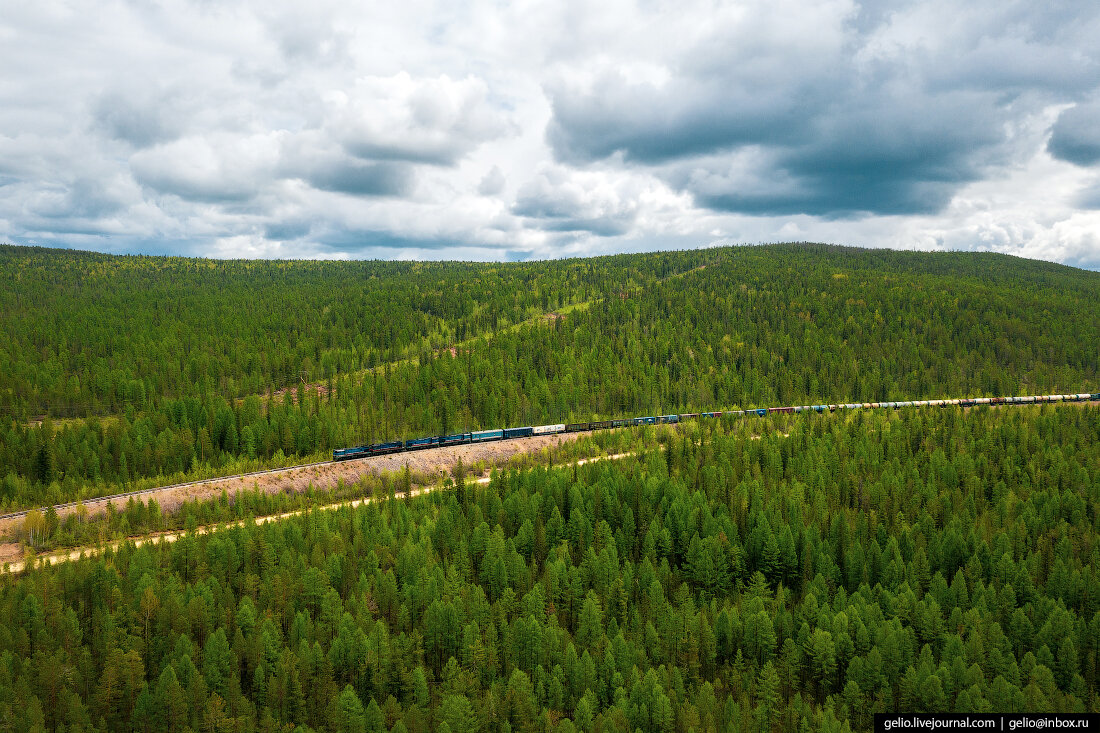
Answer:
[0, 430, 602, 564]
[1, 451, 635, 574]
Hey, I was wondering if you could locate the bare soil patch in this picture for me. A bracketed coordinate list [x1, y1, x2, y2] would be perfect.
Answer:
[0, 543, 23, 566]
[0, 432, 592, 544]
[2, 451, 635, 575]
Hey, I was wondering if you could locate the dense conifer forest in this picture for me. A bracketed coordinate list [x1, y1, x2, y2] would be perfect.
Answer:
[2, 406, 1099, 731]
[1, 243, 1098, 730]
[1, 243, 1097, 510]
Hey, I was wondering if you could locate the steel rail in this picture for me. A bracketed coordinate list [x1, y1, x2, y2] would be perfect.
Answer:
[3, 391, 1096, 522]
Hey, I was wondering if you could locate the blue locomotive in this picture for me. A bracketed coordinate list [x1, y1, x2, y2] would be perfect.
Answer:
[333, 392, 1100, 461]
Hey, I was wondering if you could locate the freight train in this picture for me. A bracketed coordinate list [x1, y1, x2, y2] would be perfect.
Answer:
[332, 392, 1100, 461]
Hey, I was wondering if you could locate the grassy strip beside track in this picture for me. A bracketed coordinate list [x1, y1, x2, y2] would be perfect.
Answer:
[0, 426, 653, 561]
[1, 450, 640, 575]
[5, 397, 1095, 569]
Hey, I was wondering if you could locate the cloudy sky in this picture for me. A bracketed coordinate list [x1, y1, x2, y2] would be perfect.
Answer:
[3, 0, 1100, 267]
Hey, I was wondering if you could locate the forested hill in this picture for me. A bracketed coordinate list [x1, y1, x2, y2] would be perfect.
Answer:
[3, 405, 1100, 730]
[1, 243, 1098, 509]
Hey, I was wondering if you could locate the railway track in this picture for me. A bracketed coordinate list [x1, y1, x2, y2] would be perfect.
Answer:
[0, 459, 333, 522]
[3, 391, 1096, 523]
[1, 452, 638, 575]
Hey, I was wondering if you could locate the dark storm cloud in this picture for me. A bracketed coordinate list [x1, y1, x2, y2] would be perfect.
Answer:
[511, 190, 580, 219]
[546, 74, 811, 165]
[303, 160, 413, 197]
[545, 2, 1100, 218]
[308, 227, 464, 252]
[692, 178, 958, 219]
[92, 91, 182, 149]
[27, 177, 131, 220]
[543, 218, 631, 236]
[263, 220, 313, 241]
[682, 89, 1003, 217]
[1075, 182, 1100, 210]
[1048, 101, 1100, 166]
[4, 0, 1100, 264]
[922, 34, 1099, 95]
[131, 165, 258, 204]
[341, 141, 461, 166]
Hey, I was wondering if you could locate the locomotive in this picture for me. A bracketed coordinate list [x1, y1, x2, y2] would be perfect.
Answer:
[333, 392, 1100, 461]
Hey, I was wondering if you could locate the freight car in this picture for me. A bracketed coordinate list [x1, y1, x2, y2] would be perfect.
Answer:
[333, 392, 1099, 460]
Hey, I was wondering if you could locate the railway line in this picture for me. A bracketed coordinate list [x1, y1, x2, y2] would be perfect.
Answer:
[330, 391, 1100, 461]
[0, 459, 332, 522]
[1, 452, 636, 575]
[2, 390, 1096, 523]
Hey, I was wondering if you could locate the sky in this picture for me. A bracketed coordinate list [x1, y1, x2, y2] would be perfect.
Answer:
[2, 0, 1100, 268]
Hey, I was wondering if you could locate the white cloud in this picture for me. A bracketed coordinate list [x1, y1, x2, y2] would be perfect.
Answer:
[130, 133, 284, 202]
[326, 73, 511, 165]
[0, 0, 1097, 267]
